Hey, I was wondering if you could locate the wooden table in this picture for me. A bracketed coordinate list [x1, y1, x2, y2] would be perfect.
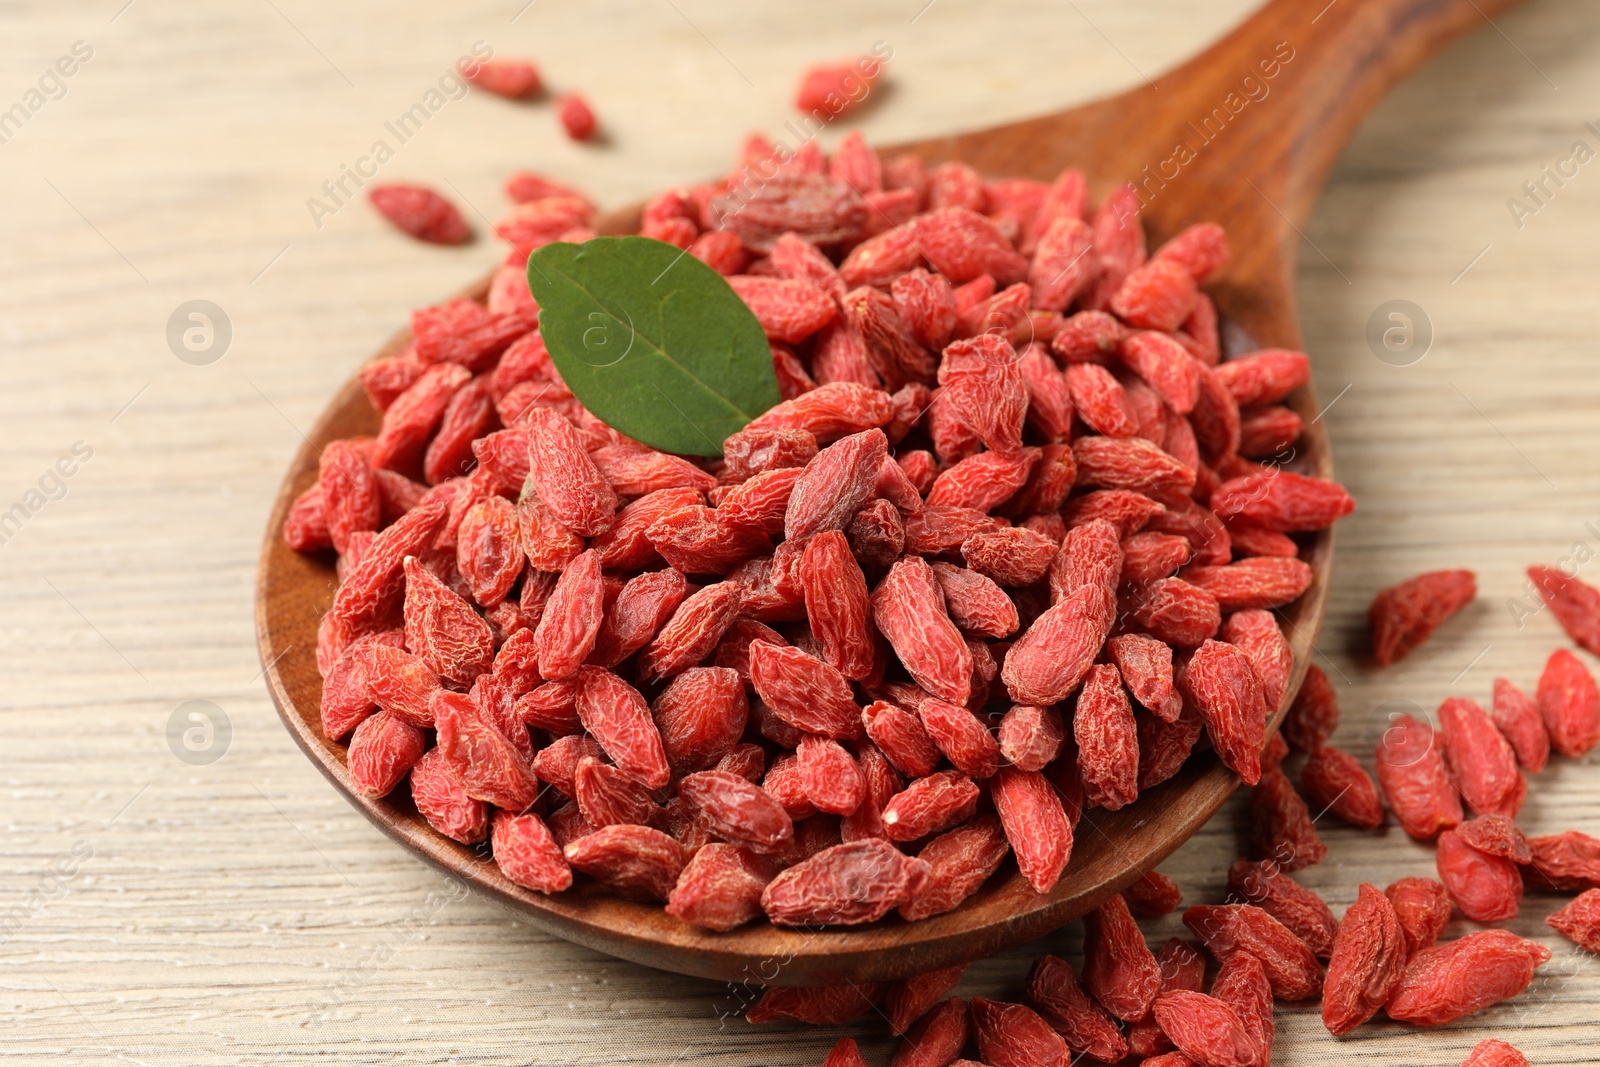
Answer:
[2, 0, 1597, 1063]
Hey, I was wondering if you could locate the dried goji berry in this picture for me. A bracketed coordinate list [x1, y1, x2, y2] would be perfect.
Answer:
[1384, 930, 1549, 1026]
[368, 183, 470, 244]
[1282, 664, 1338, 752]
[1150, 991, 1260, 1067]
[1461, 1040, 1531, 1067]
[1299, 744, 1384, 829]
[1210, 471, 1354, 533]
[636, 579, 742, 681]
[530, 548, 605, 680]
[523, 407, 618, 536]
[1523, 829, 1600, 890]
[1383, 876, 1452, 955]
[970, 996, 1070, 1067]
[1075, 663, 1139, 810]
[574, 756, 658, 829]
[402, 556, 495, 687]
[1181, 640, 1267, 786]
[347, 709, 426, 798]
[492, 810, 573, 894]
[433, 690, 540, 811]
[1547, 888, 1600, 952]
[1124, 869, 1183, 920]
[1537, 647, 1600, 758]
[882, 963, 967, 1037]
[1081, 892, 1161, 1021]
[1374, 713, 1463, 840]
[1320, 881, 1407, 1035]
[747, 640, 863, 740]
[1249, 766, 1327, 871]
[997, 703, 1065, 772]
[564, 824, 688, 902]
[1436, 827, 1523, 922]
[1027, 954, 1127, 1062]
[1183, 903, 1322, 1000]
[1438, 695, 1523, 818]
[1368, 569, 1477, 666]
[1210, 953, 1273, 1066]
[408, 745, 488, 844]
[574, 667, 670, 790]
[1491, 676, 1549, 773]
[1226, 859, 1336, 957]
[664, 842, 772, 931]
[760, 838, 930, 926]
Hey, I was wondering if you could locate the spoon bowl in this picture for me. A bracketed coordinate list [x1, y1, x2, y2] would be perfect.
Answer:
[257, 0, 1518, 986]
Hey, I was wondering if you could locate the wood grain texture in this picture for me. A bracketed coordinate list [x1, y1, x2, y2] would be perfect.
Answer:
[4, 0, 1600, 1063]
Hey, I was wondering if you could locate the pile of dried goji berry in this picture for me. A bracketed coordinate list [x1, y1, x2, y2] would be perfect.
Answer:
[292, 125, 1600, 1065]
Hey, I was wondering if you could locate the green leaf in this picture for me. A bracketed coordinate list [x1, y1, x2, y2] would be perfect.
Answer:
[525, 235, 780, 457]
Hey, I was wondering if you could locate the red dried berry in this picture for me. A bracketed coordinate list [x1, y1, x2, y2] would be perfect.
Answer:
[1491, 676, 1549, 773]
[1436, 828, 1523, 922]
[1082, 893, 1161, 1021]
[1124, 869, 1184, 919]
[997, 703, 1065, 772]
[574, 667, 671, 790]
[1461, 1040, 1531, 1067]
[1226, 860, 1336, 957]
[1249, 766, 1327, 871]
[564, 824, 688, 902]
[523, 407, 618, 536]
[970, 997, 1070, 1067]
[873, 556, 974, 706]
[1384, 876, 1453, 955]
[402, 556, 495, 687]
[1537, 647, 1600, 758]
[1374, 713, 1463, 840]
[347, 710, 426, 799]
[1369, 569, 1477, 666]
[665, 842, 772, 932]
[1183, 903, 1323, 1001]
[1320, 882, 1406, 1036]
[368, 183, 470, 244]
[760, 838, 931, 926]
[1181, 639, 1266, 786]
[492, 810, 573, 894]
[1152, 990, 1261, 1067]
[1299, 745, 1384, 829]
[1547, 888, 1600, 952]
[1027, 954, 1128, 1062]
[1438, 696, 1523, 818]
[1524, 829, 1600, 891]
[433, 690, 540, 812]
[899, 814, 1010, 921]
[408, 746, 488, 844]
[1282, 664, 1338, 751]
[1384, 930, 1550, 1026]
[1076, 663, 1140, 811]
[748, 640, 863, 740]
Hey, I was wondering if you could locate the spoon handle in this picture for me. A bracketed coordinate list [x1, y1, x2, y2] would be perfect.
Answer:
[1159, 0, 1528, 229]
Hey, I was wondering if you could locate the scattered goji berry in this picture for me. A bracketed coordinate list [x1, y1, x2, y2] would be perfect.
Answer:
[1527, 564, 1600, 655]
[1436, 827, 1523, 922]
[1320, 882, 1406, 1035]
[1537, 647, 1600, 758]
[368, 183, 470, 244]
[1368, 569, 1477, 666]
[1384, 930, 1550, 1026]
[1183, 903, 1323, 1001]
[1299, 744, 1384, 829]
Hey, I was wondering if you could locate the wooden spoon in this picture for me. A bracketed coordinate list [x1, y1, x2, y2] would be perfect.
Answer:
[257, 0, 1519, 987]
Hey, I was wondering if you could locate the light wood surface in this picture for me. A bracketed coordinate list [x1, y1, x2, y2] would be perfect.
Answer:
[4, 0, 1599, 1063]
